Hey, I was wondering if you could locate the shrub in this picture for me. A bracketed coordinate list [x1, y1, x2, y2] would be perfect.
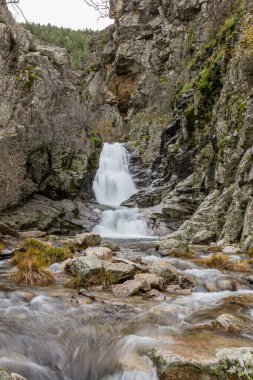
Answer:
[11, 238, 73, 286]
[11, 256, 55, 286]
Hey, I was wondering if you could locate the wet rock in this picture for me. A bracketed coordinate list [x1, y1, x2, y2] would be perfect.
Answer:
[246, 275, 253, 285]
[12, 291, 36, 303]
[74, 233, 101, 249]
[212, 313, 246, 334]
[134, 273, 165, 291]
[159, 238, 188, 256]
[179, 275, 196, 289]
[149, 262, 178, 284]
[112, 280, 141, 297]
[106, 262, 134, 284]
[216, 278, 241, 292]
[149, 347, 253, 380]
[85, 246, 113, 260]
[203, 281, 219, 293]
[0, 369, 27, 380]
[166, 285, 192, 295]
[143, 289, 166, 301]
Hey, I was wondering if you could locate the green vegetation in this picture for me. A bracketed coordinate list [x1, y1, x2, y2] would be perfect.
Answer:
[16, 65, 38, 93]
[11, 239, 73, 286]
[22, 22, 98, 69]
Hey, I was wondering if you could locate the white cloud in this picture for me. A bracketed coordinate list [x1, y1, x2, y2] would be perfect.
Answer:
[8, 0, 113, 31]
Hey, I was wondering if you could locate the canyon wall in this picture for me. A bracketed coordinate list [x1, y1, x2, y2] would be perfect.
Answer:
[85, 0, 253, 248]
[0, 4, 100, 212]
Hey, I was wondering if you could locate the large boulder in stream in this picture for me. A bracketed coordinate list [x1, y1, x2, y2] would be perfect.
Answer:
[67, 257, 134, 285]
[212, 313, 248, 334]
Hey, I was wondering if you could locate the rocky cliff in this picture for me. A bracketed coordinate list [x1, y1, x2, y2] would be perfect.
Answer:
[0, 3, 100, 213]
[85, 0, 253, 248]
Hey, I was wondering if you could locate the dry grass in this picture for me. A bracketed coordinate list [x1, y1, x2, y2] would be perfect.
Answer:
[0, 242, 4, 253]
[199, 253, 250, 272]
[11, 238, 73, 286]
[11, 256, 55, 286]
[12, 239, 73, 266]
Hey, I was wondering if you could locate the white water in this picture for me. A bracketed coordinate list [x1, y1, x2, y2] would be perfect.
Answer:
[93, 143, 137, 206]
[93, 143, 150, 238]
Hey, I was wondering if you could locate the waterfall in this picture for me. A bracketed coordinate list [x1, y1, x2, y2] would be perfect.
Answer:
[93, 143, 137, 206]
[92, 143, 150, 239]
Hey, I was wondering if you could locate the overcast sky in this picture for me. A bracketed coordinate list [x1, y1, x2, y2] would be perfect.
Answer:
[8, 0, 113, 31]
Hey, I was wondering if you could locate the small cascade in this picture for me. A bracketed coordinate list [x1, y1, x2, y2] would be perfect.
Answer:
[93, 143, 150, 239]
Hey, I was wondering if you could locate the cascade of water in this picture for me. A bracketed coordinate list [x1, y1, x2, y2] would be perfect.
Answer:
[92, 143, 150, 238]
[93, 143, 137, 207]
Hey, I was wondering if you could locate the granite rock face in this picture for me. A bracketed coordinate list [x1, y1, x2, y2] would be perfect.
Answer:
[0, 4, 100, 211]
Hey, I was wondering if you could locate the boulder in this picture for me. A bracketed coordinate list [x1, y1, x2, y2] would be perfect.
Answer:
[68, 257, 111, 285]
[191, 230, 216, 244]
[159, 238, 188, 256]
[212, 313, 246, 334]
[106, 262, 134, 284]
[74, 233, 101, 248]
[112, 280, 141, 297]
[149, 262, 178, 284]
[134, 273, 165, 291]
[85, 246, 113, 260]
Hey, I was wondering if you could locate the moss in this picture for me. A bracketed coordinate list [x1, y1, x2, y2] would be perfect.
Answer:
[236, 100, 247, 131]
[0, 243, 3, 253]
[16, 65, 38, 93]
[179, 78, 196, 96]
[90, 135, 103, 149]
[159, 75, 169, 85]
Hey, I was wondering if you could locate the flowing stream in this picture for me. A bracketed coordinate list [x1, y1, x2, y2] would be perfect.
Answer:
[0, 143, 252, 379]
[93, 143, 150, 239]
